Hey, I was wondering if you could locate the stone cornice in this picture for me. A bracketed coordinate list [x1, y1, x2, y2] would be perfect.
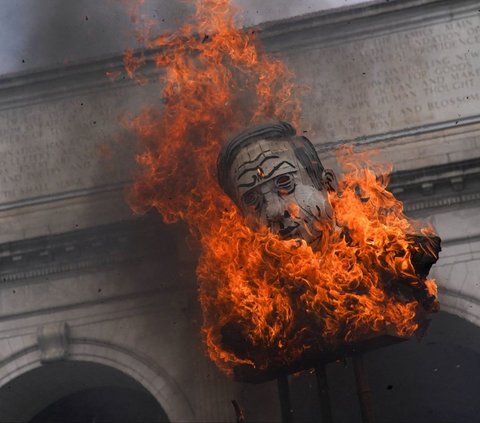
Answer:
[259, 0, 479, 52]
[0, 216, 178, 284]
[0, 0, 476, 221]
[389, 158, 480, 214]
[0, 56, 144, 112]
[0, 182, 129, 212]
[0, 158, 477, 284]
[0, 0, 476, 111]
[0, 0, 476, 158]
[316, 116, 480, 153]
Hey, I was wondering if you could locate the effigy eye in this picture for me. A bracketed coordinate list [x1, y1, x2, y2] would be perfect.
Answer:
[275, 174, 295, 194]
[242, 190, 259, 208]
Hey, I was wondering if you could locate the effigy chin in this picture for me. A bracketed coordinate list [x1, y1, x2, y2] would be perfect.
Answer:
[215, 121, 441, 383]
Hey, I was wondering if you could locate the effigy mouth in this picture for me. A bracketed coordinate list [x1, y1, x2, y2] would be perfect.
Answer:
[278, 223, 300, 237]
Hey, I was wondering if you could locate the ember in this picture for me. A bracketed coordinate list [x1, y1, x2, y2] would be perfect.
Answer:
[124, 0, 440, 378]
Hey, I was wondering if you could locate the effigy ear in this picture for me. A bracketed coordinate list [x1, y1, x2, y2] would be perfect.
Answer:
[322, 169, 337, 192]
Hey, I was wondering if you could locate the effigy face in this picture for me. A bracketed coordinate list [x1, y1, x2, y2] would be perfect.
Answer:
[215, 123, 441, 382]
[218, 123, 336, 247]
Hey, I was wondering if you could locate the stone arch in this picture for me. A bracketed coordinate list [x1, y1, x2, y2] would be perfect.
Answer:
[0, 338, 195, 422]
[438, 287, 480, 328]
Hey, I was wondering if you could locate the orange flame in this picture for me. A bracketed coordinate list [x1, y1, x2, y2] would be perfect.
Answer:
[124, 0, 438, 374]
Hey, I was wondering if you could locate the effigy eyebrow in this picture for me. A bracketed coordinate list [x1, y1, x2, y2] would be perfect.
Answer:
[260, 161, 296, 179]
[237, 177, 258, 189]
[236, 154, 280, 180]
[237, 161, 296, 188]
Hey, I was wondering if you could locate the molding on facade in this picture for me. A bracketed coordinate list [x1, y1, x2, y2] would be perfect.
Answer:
[0, 217, 177, 284]
[0, 157, 477, 284]
[389, 157, 480, 215]
[0, 182, 128, 212]
[0, 0, 477, 215]
[439, 287, 480, 327]
[259, 0, 479, 52]
[316, 116, 480, 152]
[0, 338, 197, 422]
[0, 0, 476, 115]
[68, 338, 197, 421]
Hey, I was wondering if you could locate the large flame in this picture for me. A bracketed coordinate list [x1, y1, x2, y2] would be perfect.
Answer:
[124, 0, 438, 374]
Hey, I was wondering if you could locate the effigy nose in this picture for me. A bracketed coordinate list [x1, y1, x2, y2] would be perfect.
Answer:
[265, 194, 285, 220]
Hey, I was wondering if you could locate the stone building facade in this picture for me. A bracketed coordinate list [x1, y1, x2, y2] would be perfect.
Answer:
[0, 0, 479, 421]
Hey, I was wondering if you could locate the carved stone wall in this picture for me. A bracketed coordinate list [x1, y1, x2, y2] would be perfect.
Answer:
[263, 0, 480, 142]
[0, 1, 478, 421]
[259, 0, 480, 328]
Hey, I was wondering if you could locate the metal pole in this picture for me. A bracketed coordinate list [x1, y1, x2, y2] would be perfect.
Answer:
[315, 364, 333, 423]
[231, 400, 246, 423]
[277, 374, 294, 423]
[352, 354, 375, 423]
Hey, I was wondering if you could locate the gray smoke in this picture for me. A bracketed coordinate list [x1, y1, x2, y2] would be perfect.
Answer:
[0, 0, 370, 76]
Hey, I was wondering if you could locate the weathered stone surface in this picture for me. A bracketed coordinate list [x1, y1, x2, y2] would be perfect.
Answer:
[0, 84, 153, 206]
[296, 17, 480, 140]
[0, 1, 477, 235]
[0, 2, 479, 422]
[262, 0, 480, 142]
[0, 66, 163, 241]
[37, 322, 69, 362]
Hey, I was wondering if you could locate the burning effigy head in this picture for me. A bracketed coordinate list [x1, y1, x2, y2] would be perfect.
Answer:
[214, 122, 441, 381]
[123, 0, 441, 383]
[217, 122, 337, 249]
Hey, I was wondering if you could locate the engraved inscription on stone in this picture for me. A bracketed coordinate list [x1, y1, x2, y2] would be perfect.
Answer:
[289, 13, 480, 141]
[0, 84, 154, 204]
